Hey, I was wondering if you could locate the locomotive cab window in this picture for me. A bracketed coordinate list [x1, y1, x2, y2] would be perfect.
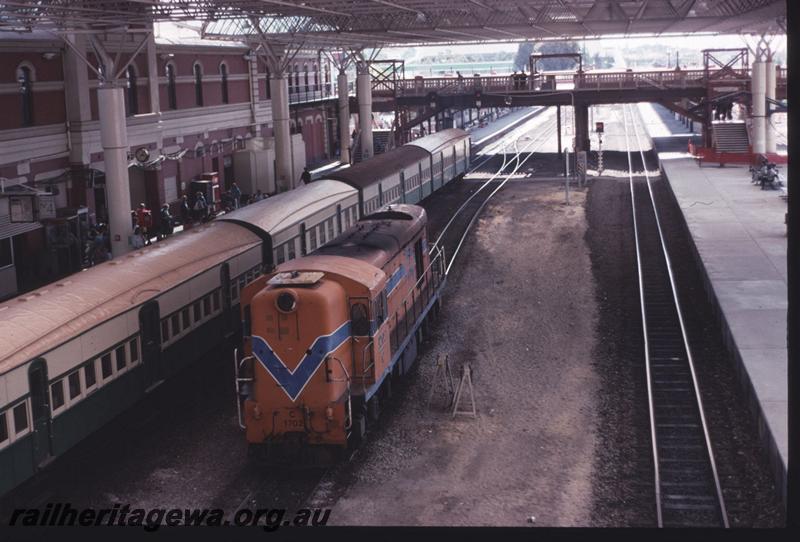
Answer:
[350, 303, 370, 336]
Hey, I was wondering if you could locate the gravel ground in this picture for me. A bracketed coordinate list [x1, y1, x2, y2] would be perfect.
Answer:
[308, 180, 601, 526]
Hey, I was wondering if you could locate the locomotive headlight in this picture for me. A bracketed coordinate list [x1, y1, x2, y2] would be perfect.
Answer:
[276, 291, 297, 313]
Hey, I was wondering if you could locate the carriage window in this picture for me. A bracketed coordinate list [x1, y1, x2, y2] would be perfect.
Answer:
[101, 353, 113, 379]
[0, 412, 7, 443]
[231, 282, 238, 300]
[239, 277, 246, 292]
[327, 219, 334, 240]
[182, 308, 191, 331]
[161, 320, 170, 342]
[171, 313, 180, 335]
[212, 291, 221, 311]
[50, 380, 65, 411]
[116, 345, 127, 371]
[309, 227, 317, 251]
[287, 241, 296, 260]
[68, 372, 81, 399]
[319, 224, 326, 245]
[129, 338, 139, 363]
[276, 245, 286, 265]
[194, 301, 202, 322]
[13, 402, 28, 434]
[84, 362, 97, 389]
[350, 303, 370, 336]
[203, 295, 212, 317]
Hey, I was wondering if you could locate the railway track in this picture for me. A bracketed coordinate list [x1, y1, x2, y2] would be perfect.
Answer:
[432, 114, 560, 272]
[621, 103, 729, 528]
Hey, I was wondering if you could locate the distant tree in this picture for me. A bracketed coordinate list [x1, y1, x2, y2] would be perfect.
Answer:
[535, 40, 580, 70]
[513, 42, 535, 71]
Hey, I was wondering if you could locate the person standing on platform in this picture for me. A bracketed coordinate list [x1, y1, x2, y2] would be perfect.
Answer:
[193, 191, 208, 223]
[134, 203, 153, 246]
[130, 226, 146, 249]
[180, 195, 191, 228]
[159, 204, 173, 240]
[510, 70, 518, 90]
[300, 167, 312, 185]
[230, 182, 242, 209]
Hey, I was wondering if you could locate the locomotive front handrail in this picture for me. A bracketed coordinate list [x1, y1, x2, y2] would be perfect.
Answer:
[233, 348, 255, 430]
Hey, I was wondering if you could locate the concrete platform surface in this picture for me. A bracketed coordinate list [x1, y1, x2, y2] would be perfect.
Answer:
[638, 102, 788, 495]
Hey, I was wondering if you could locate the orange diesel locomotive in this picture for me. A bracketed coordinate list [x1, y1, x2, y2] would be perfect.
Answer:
[234, 204, 445, 462]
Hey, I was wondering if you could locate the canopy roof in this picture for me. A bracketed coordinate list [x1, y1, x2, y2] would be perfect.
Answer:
[0, 1, 786, 49]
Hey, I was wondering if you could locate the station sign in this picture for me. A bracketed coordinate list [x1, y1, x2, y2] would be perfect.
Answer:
[8, 194, 56, 222]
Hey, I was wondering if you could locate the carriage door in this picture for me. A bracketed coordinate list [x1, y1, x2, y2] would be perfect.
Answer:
[27, 359, 52, 467]
[139, 301, 162, 389]
[336, 204, 343, 234]
[399, 171, 406, 203]
[439, 151, 445, 185]
[220, 263, 234, 338]
[378, 184, 384, 207]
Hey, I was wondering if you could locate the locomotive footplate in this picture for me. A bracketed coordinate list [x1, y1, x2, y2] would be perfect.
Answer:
[248, 433, 345, 467]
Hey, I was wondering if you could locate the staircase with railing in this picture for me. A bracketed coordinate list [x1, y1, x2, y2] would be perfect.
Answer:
[712, 122, 750, 153]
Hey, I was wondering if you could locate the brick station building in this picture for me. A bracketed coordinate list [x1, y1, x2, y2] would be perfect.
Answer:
[0, 27, 344, 299]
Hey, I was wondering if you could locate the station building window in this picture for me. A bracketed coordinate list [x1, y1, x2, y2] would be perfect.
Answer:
[294, 64, 300, 91]
[125, 65, 139, 116]
[220, 63, 229, 104]
[165, 63, 177, 110]
[194, 63, 204, 107]
[17, 64, 34, 127]
[304, 63, 309, 92]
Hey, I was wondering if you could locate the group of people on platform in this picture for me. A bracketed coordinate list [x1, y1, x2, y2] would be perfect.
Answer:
[510, 70, 529, 90]
[83, 171, 318, 265]
[125, 181, 277, 253]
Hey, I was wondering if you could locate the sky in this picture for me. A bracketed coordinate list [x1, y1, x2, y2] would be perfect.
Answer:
[381, 33, 786, 60]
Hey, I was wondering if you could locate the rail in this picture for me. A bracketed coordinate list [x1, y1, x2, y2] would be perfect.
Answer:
[622, 103, 729, 528]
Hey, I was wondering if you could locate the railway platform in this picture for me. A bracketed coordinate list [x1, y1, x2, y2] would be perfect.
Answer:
[638, 102, 788, 504]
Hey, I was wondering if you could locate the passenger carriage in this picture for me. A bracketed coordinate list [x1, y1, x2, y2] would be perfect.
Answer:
[0, 128, 471, 495]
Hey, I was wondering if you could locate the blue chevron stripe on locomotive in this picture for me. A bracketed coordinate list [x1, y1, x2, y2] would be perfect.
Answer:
[251, 321, 352, 402]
